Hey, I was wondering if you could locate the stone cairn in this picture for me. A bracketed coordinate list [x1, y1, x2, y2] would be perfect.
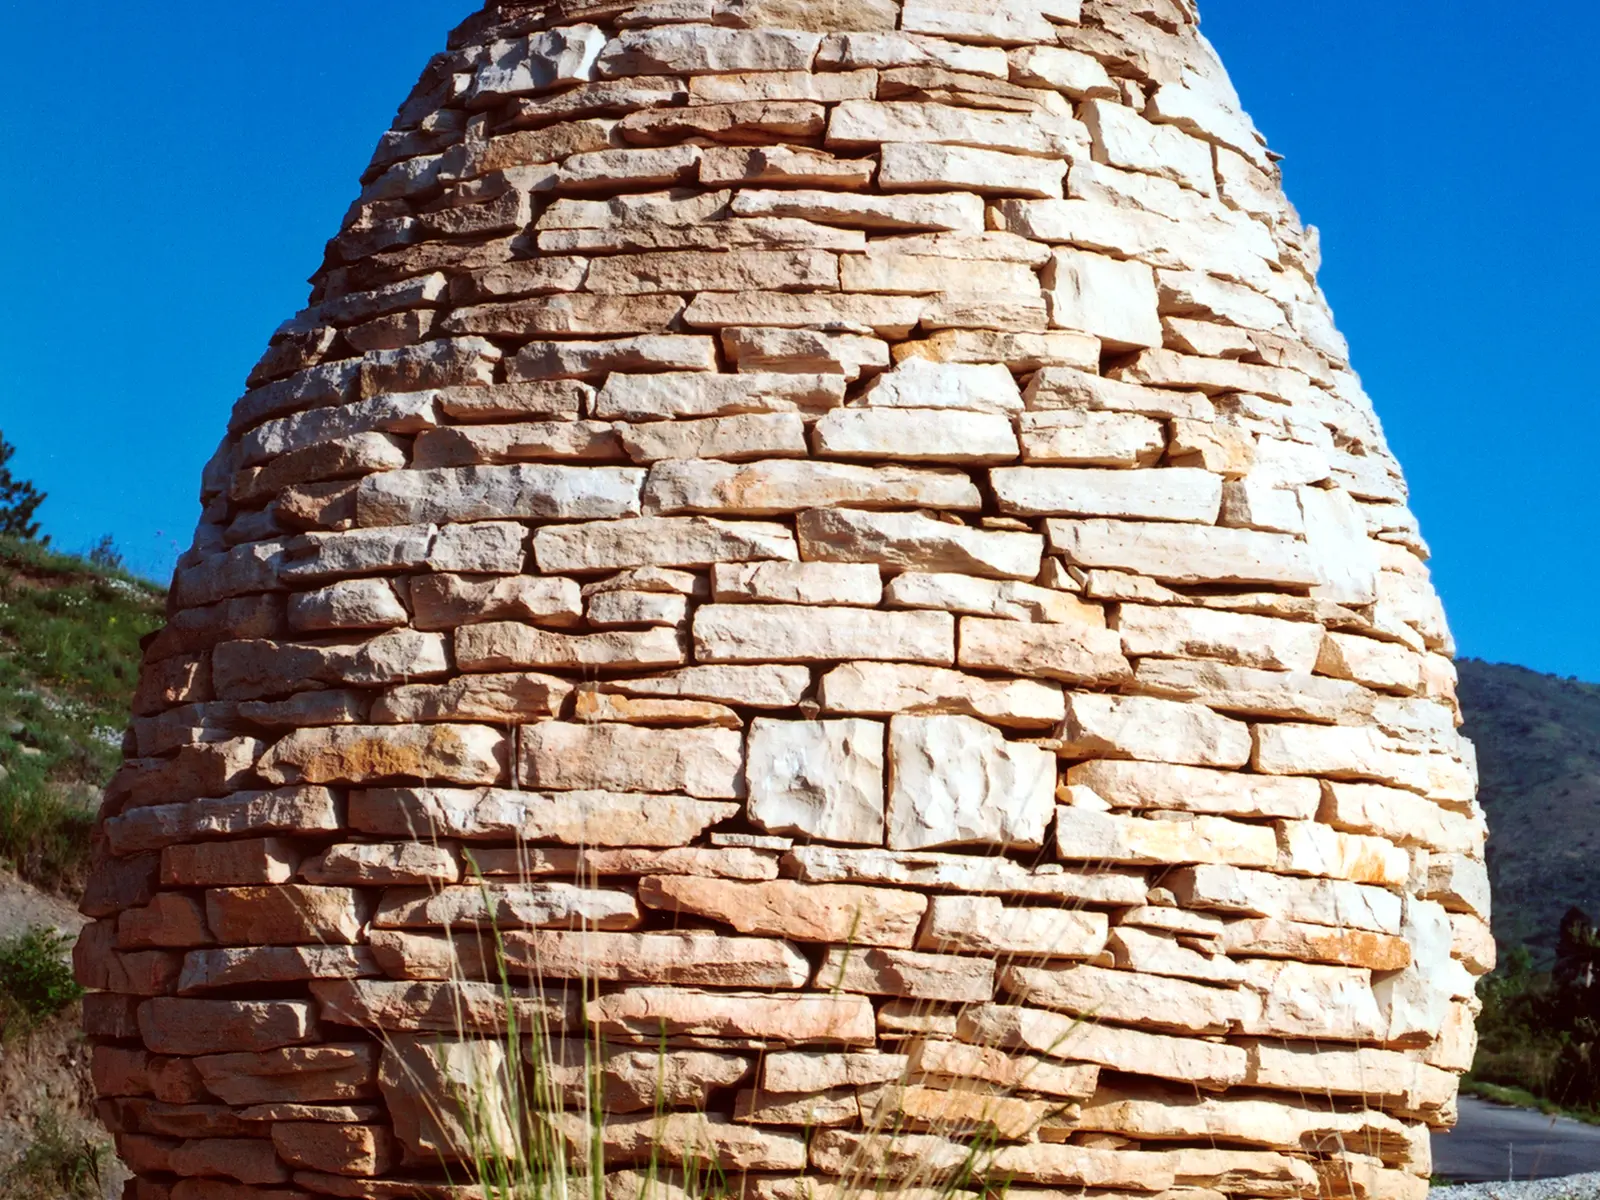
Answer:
[78, 1, 1493, 1197]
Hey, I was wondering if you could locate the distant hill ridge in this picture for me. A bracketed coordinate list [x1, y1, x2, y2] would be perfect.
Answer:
[1457, 658, 1600, 959]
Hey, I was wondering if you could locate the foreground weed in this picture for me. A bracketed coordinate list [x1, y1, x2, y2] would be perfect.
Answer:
[0, 1108, 107, 1200]
[366, 839, 1112, 1200]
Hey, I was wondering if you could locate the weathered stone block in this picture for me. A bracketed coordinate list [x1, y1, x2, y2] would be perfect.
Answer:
[642, 876, 926, 948]
[205, 885, 367, 946]
[745, 718, 885, 845]
[519, 722, 744, 798]
[888, 715, 1056, 850]
[138, 999, 320, 1056]
[257, 724, 508, 786]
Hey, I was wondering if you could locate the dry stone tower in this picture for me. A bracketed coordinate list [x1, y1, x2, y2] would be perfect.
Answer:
[79, 0, 1492, 1197]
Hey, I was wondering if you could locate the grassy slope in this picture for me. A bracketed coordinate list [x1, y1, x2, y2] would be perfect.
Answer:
[0, 537, 164, 896]
[1457, 658, 1600, 959]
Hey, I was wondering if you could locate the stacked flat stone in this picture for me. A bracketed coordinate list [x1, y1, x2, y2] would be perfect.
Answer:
[79, 1, 1492, 1197]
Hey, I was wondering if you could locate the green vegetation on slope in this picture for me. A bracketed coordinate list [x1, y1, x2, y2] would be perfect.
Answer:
[1457, 658, 1600, 958]
[0, 535, 164, 895]
[1471, 911, 1600, 1121]
[1454, 660, 1600, 1116]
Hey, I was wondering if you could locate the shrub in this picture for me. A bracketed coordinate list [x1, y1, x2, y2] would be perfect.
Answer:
[0, 926, 83, 1037]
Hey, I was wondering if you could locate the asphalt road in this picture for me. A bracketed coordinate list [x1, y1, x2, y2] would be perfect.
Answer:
[1434, 1098, 1600, 1182]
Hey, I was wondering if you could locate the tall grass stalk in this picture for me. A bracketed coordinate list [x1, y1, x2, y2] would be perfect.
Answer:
[365, 822, 1107, 1200]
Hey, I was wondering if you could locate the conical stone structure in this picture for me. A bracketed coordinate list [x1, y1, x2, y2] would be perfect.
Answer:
[81, 1, 1491, 1196]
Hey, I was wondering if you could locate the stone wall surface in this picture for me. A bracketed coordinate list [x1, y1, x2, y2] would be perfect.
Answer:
[79, 1, 1490, 1197]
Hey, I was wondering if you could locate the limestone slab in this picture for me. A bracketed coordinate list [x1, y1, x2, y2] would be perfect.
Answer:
[191, 1044, 378, 1107]
[1064, 759, 1320, 819]
[818, 662, 1065, 730]
[827, 100, 1085, 159]
[918, 895, 1107, 959]
[314, 978, 579, 1035]
[1000, 962, 1247, 1037]
[1044, 248, 1161, 349]
[1059, 693, 1253, 768]
[732, 187, 986, 234]
[211, 632, 450, 700]
[1047, 519, 1320, 587]
[1253, 722, 1475, 801]
[599, 664, 812, 708]
[1276, 819, 1411, 885]
[371, 672, 574, 724]
[813, 408, 1019, 464]
[355, 464, 644, 526]
[816, 947, 995, 1003]
[618, 413, 809, 464]
[886, 573, 1102, 626]
[257, 724, 508, 787]
[380, 1037, 515, 1162]
[105, 787, 340, 855]
[455, 622, 686, 671]
[713, 561, 883, 606]
[349, 787, 739, 846]
[958, 617, 1131, 686]
[812, 1128, 1176, 1190]
[587, 988, 877, 1046]
[694, 604, 955, 665]
[374, 882, 640, 931]
[1234, 958, 1385, 1041]
[1167, 863, 1403, 935]
[597, 27, 823, 77]
[1319, 780, 1483, 855]
[993, 466, 1223, 523]
[1132, 658, 1374, 724]
[855, 359, 1024, 413]
[535, 516, 797, 572]
[1107, 925, 1244, 986]
[1018, 410, 1165, 467]
[642, 877, 926, 948]
[1055, 806, 1278, 868]
[787, 846, 1146, 905]
[905, 1039, 1099, 1100]
[205, 885, 367, 946]
[138, 999, 321, 1056]
[959, 1004, 1247, 1089]
[1116, 604, 1325, 672]
[520, 722, 744, 798]
[796, 508, 1042, 582]
[645, 459, 981, 515]
[1221, 918, 1412, 972]
[593, 372, 846, 420]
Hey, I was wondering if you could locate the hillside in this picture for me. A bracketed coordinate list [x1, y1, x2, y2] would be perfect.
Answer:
[0, 537, 161, 1196]
[1457, 658, 1600, 959]
[0, 537, 164, 895]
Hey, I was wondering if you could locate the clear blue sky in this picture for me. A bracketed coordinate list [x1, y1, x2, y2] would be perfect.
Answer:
[0, 2, 1595, 679]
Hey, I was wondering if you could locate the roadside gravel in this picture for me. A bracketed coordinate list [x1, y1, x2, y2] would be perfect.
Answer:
[1433, 1174, 1600, 1200]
